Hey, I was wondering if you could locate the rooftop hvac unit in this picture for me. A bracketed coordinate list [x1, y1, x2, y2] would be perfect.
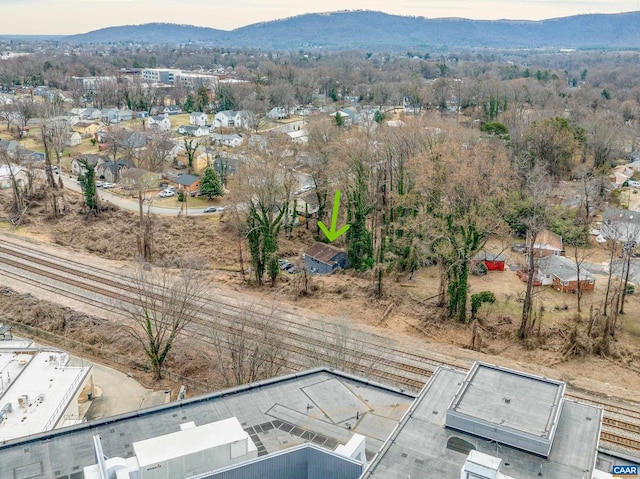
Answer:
[37, 393, 45, 404]
[17, 395, 29, 409]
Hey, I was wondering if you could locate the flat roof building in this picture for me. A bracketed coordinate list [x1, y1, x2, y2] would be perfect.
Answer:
[0, 369, 414, 479]
[0, 361, 630, 479]
[0, 347, 92, 443]
[363, 362, 604, 479]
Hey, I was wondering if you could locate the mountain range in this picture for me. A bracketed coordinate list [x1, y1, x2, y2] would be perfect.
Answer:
[55, 10, 640, 50]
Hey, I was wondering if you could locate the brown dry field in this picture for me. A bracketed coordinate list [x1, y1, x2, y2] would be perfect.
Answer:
[1, 181, 640, 403]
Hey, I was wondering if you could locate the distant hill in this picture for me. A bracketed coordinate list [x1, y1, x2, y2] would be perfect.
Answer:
[61, 10, 640, 50]
[63, 23, 225, 44]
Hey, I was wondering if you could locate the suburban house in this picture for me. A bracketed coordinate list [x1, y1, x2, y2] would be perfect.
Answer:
[472, 251, 506, 271]
[330, 110, 352, 126]
[81, 108, 102, 120]
[148, 115, 172, 132]
[212, 154, 241, 177]
[210, 132, 243, 147]
[304, 242, 349, 275]
[96, 159, 135, 183]
[528, 229, 564, 258]
[65, 131, 82, 147]
[0, 164, 28, 189]
[101, 108, 120, 124]
[601, 207, 640, 244]
[294, 191, 320, 220]
[518, 255, 596, 294]
[72, 121, 101, 137]
[190, 112, 209, 126]
[163, 105, 182, 115]
[178, 125, 209, 137]
[267, 107, 289, 120]
[117, 109, 134, 122]
[213, 110, 250, 129]
[341, 107, 360, 124]
[71, 154, 110, 176]
[173, 173, 201, 193]
[18, 149, 45, 164]
[610, 165, 635, 188]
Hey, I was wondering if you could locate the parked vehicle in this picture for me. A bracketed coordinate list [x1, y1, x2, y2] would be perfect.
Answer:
[102, 182, 115, 189]
[190, 190, 203, 197]
[203, 206, 217, 213]
[279, 259, 293, 271]
[159, 191, 175, 198]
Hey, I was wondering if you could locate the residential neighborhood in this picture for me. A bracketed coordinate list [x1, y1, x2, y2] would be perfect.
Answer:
[1, 23, 640, 479]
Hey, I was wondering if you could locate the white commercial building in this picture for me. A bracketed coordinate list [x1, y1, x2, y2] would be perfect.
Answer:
[0, 346, 92, 443]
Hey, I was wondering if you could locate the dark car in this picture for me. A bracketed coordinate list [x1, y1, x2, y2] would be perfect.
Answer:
[203, 206, 217, 213]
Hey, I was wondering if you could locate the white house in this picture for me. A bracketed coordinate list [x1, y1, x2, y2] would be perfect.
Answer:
[267, 107, 289, 120]
[117, 109, 134, 122]
[65, 131, 82, 147]
[81, 108, 102, 120]
[163, 105, 182, 115]
[179, 125, 210, 137]
[148, 115, 171, 132]
[213, 110, 250, 130]
[210, 133, 244, 147]
[0, 164, 28, 189]
[189, 112, 209, 126]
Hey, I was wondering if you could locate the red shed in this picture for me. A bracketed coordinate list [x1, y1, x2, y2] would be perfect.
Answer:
[473, 252, 506, 271]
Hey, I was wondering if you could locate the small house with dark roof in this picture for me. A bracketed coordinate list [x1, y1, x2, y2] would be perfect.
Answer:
[174, 173, 201, 193]
[71, 154, 110, 176]
[472, 251, 506, 271]
[95, 158, 134, 183]
[304, 242, 349, 275]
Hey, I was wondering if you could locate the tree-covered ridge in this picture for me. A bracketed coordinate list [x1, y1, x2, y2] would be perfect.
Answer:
[58, 10, 640, 50]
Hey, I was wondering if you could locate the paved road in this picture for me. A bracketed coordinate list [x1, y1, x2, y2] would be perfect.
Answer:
[61, 175, 213, 216]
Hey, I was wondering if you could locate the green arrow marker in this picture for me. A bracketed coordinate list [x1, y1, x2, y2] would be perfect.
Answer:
[318, 190, 350, 242]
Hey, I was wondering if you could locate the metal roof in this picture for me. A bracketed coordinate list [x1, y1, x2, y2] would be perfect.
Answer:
[305, 243, 346, 265]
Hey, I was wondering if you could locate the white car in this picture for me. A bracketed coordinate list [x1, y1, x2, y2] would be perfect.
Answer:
[159, 190, 175, 198]
[102, 182, 115, 189]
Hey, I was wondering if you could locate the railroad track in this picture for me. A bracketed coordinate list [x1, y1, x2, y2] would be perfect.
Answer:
[0, 236, 639, 455]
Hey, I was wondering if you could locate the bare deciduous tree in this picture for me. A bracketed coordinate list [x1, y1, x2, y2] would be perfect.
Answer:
[119, 261, 205, 381]
[210, 303, 286, 387]
[305, 318, 386, 376]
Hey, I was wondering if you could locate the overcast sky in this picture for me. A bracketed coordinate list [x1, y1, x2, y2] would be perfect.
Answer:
[1, 0, 639, 35]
